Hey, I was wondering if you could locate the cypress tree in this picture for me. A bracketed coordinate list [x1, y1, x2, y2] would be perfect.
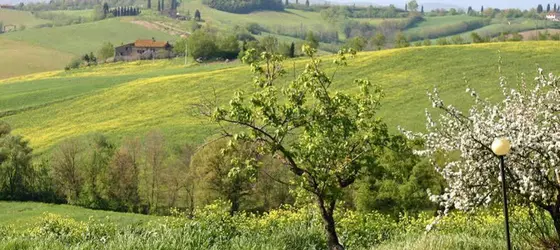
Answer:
[157, 0, 161, 11]
[421, 5, 423, 14]
[285, 0, 288, 5]
[161, 0, 165, 10]
[289, 42, 295, 58]
[405, 4, 407, 12]
[147, 0, 151, 9]
[555, 3, 558, 12]
[305, 0, 309, 7]
[548, 3, 551, 12]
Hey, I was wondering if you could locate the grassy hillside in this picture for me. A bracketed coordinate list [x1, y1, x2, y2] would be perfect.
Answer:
[0, 38, 73, 79]
[0, 201, 154, 231]
[1, 17, 178, 55]
[2, 41, 559, 153]
[0, 8, 50, 28]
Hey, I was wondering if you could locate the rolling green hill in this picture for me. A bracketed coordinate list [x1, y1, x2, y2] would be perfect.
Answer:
[0, 38, 73, 79]
[2, 41, 559, 153]
[1, 17, 178, 55]
[0, 8, 50, 28]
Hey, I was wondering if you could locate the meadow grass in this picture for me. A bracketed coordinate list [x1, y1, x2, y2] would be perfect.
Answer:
[46, 9, 94, 19]
[0, 201, 546, 249]
[1, 17, 178, 55]
[0, 201, 154, 231]
[0, 38, 73, 79]
[2, 41, 560, 153]
[0, 9, 50, 27]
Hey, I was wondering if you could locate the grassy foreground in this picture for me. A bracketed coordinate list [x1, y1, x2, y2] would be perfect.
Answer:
[0, 201, 548, 249]
[2, 41, 560, 152]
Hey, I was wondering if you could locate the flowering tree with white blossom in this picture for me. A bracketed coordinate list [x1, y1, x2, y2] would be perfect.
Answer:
[403, 68, 560, 235]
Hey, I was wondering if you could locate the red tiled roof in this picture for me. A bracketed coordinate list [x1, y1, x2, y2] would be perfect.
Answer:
[134, 40, 168, 48]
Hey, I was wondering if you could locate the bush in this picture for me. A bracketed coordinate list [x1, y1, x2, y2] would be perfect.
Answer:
[65, 57, 82, 70]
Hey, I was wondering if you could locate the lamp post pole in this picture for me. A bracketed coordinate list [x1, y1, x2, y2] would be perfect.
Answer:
[492, 138, 513, 250]
[499, 155, 512, 250]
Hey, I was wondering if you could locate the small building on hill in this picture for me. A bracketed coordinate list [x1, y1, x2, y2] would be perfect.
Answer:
[546, 12, 560, 22]
[114, 38, 174, 61]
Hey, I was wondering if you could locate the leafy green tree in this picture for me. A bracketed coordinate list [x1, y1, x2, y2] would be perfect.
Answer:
[451, 35, 464, 44]
[354, 135, 443, 217]
[187, 30, 218, 59]
[209, 46, 389, 250]
[436, 37, 449, 45]
[371, 32, 386, 50]
[407, 0, 418, 12]
[260, 35, 279, 53]
[0, 122, 34, 200]
[471, 32, 484, 43]
[92, 4, 106, 20]
[173, 38, 188, 56]
[51, 139, 84, 204]
[218, 34, 240, 58]
[395, 32, 410, 48]
[422, 38, 431, 46]
[192, 140, 260, 215]
[141, 131, 166, 214]
[102, 2, 109, 15]
[304, 31, 319, 49]
[343, 36, 366, 51]
[80, 134, 114, 209]
[89, 52, 97, 65]
[97, 42, 114, 61]
[107, 138, 141, 212]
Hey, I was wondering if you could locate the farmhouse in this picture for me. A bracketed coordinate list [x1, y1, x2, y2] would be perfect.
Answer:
[546, 12, 560, 21]
[114, 38, 174, 61]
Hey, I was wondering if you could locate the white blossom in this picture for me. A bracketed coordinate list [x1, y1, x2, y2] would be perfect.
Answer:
[403, 69, 560, 220]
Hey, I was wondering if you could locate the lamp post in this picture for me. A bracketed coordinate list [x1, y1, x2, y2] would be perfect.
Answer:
[491, 138, 512, 250]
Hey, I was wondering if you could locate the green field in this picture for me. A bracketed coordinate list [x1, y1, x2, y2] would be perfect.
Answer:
[46, 9, 94, 19]
[1, 17, 178, 55]
[0, 9, 50, 28]
[0, 38, 73, 79]
[2, 41, 559, 153]
[0, 201, 154, 231]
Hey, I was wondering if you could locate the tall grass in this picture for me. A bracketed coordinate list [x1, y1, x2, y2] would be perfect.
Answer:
[0, 202, 552, 249]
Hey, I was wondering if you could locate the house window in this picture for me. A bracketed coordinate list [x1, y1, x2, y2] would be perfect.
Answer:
[138, 50, 144, 54]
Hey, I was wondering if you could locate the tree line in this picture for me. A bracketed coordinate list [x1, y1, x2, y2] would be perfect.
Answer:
[202, 0, 283, 14]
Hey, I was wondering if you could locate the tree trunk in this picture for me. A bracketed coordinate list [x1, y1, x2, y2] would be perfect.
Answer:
[230, 198, 240, 216]
[317, 197, 344, 250]
[550, 206, 560, 238]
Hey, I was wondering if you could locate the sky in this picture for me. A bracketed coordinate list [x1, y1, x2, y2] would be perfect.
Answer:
[0, 0, 538, 10]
